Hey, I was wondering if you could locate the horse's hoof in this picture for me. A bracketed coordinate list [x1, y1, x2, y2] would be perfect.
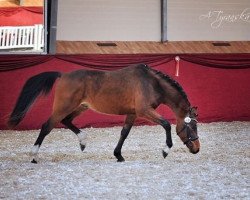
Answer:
[80, 144, 86, 151]
[31, 159, 38, 164]
[162, 150, 168, 158]
[117, 158, 125, 162]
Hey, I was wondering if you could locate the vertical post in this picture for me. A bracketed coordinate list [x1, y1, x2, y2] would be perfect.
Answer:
[161, 0, 168, 42]
[17, 28, 21, 46]
[6, 28, 10, 47]
[34, 25, 38, 50]
[10, 28, 14, 48]
[46, 0, 58, 54]
[2, 29, 6, 47]
[24, 28, 28, 47]
[30, 27, 34, 47]
[21, 28, 25, 47]
[38, 24, 43, 50]
[14, 28, 18, 47]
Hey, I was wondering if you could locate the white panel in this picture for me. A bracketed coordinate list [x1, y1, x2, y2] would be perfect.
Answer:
[167, 0, 250, 41]
[57, 0, 161, 41]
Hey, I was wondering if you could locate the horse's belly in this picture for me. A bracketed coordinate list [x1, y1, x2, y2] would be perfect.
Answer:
[82, 97, 135, 115]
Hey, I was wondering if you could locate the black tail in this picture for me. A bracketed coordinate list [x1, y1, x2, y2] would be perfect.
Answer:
[8, 71, 61, 128]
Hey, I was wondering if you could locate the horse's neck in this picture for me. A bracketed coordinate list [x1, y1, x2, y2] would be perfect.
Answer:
[168, 98, 189, 119]
[162, 85, 190, 119]
[174, 100, 190, 119]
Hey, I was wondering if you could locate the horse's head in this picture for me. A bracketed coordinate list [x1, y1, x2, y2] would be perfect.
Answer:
[176, 107, 200, 154]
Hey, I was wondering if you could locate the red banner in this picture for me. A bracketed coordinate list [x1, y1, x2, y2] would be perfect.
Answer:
[0, 54, 249, 130]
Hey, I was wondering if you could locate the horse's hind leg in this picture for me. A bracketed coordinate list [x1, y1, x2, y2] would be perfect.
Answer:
[31, 115, 61, 163]
[31, 99, 82, 163]
[61, 104, 88, 151]
[140, 109, 172, 158]
[114, 114, 136, 162]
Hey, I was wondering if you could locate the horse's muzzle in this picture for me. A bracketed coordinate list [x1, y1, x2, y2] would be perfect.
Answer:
[190, 147, 200, 154]
[187, 139, 200, 154]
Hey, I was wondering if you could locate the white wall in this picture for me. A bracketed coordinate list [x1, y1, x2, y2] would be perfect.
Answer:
[167, 0, 250, 41]
[57, 0, 161, 41]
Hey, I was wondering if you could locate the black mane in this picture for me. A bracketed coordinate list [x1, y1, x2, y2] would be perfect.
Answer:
[147, 66, 190, 106]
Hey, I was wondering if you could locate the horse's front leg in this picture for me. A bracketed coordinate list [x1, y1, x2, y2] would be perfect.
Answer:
[114, 114, 136, 162]
[160, 119, 172, 158]
[141, 109, 173, 158]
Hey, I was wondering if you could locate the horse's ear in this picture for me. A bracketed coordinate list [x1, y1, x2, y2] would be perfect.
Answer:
[190, 106, 198, 111]
[193, 106, 198, 111]
[191, 106, 198, 117]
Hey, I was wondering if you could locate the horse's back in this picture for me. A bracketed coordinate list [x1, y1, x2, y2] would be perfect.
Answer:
[60, 63, 148, 82]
